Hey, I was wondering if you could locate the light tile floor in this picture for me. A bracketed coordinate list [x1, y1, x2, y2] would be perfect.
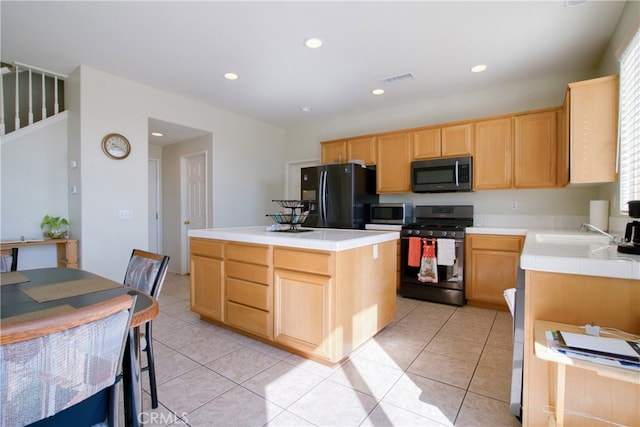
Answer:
[127, 273, 522, 427]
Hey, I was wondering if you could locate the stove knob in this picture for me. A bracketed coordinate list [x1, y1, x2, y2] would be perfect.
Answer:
[450, 231, 456, 237]
[415, 230, 421, 236]
[427, 231, 433, 237]
[442, 231, 447, 237]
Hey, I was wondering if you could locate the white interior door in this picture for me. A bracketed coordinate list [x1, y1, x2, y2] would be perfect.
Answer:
[148, 159, 160, 253]
[181, 152, 207, 274]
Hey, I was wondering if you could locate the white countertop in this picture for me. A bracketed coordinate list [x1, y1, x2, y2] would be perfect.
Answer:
[466, 226, 528, 236]
[188, 226, 399, 252]
[519, 230, 640, 280]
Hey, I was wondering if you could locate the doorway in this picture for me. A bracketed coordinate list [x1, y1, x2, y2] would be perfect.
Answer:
[286, 159, 320, 199]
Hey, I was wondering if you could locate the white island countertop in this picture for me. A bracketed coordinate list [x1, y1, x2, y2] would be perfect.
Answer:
[188, 226, 399, 252]
[520, 230, 640, 280]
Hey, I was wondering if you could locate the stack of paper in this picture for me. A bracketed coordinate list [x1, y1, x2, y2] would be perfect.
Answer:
[545, 331, 640, 371]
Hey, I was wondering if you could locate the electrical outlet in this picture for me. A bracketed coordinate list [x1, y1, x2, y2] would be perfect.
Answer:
[118, 210, 133, 220]
[511, 201, 518, 210]
[373, 244, 379, 259]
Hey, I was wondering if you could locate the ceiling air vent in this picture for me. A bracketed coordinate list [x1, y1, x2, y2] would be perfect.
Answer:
[380, 73, 415, 85]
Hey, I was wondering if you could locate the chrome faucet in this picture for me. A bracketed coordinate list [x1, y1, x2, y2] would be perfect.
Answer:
[581, 223, 621, 244]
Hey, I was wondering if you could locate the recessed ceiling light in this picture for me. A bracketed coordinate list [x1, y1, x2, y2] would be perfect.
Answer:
[151, 132, 163, 137]
[301, 106, 312, 112]
[304, 38, 323, 49]
[564, 0, 587, 7]
[372, 89, 385, 96]
[224, 72, 239, 80]
[470, 64, 487, 73]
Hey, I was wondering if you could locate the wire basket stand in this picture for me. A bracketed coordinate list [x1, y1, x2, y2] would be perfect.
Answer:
[266, 200, 312, 232]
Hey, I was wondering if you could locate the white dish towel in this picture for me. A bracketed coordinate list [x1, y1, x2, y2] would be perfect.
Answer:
[437, 238, 456, 266]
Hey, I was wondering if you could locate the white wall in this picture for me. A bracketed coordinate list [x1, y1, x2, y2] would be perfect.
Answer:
[1, 116, 69, 269]
[66, 65, 286, 281]
[1, 117, 69, 238]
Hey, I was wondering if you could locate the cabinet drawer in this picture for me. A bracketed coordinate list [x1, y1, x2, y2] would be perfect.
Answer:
[469, 235, 523, 252]
[226, 277, 270, 311]
[225, 301, 271, 339]
[190, 238, 224, 258]
[274, 248, 333, 276]
[226, 260, 272, 285]
[226, 243, 271, 265]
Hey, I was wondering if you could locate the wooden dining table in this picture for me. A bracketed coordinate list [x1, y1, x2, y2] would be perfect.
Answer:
[0, 267, 158, 427]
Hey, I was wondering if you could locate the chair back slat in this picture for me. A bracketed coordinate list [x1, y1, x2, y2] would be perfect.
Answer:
[0, 248, 18, 272]
[123, 249, 170, 299]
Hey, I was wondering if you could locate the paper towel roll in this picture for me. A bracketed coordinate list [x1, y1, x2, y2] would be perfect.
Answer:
[589, 200, 609, 231]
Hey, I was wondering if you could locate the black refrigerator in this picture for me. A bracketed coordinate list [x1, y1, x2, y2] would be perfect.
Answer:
[300, 163, 378, 229]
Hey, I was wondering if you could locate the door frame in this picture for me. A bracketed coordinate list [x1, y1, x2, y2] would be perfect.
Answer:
[180, 150, 209, 275]
[148, 158, 162, 253]
[286, 159, 320, 199]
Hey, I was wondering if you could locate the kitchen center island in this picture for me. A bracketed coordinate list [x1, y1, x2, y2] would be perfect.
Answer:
[188, 226, 399, 364]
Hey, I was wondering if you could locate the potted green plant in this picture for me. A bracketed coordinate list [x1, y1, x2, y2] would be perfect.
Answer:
[40, 215, 69, 239]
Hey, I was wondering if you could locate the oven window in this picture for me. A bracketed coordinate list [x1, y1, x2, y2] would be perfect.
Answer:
[415, 167, 454, 185]
[372, 206, 402, 220]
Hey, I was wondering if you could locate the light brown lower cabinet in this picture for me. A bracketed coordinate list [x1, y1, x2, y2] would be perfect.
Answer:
[523, 271, 640, 427]
[190, 237, 397, 364]
[189, 239, 224, 322]
[465, 234, 524, 308]
[273, 268, 333, 360]
[224, 243, 273, 339]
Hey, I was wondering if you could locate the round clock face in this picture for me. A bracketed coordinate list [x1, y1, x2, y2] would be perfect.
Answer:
[102, 133, 131, 159]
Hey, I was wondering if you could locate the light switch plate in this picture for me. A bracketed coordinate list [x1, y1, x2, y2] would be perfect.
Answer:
[118, 210, 133, 220]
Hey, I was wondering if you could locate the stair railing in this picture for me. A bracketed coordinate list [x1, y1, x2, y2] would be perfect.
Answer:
[1, 62, 67, 137]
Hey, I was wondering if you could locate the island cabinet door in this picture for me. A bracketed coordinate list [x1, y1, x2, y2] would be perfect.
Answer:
[273, 268, 333, 361]
[190, 255, 223, 321]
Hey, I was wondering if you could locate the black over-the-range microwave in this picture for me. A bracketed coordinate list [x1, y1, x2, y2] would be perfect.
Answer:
[411, 156, 473, 193]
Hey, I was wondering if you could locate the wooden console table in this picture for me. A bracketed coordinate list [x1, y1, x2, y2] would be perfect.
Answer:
[0, 239, 78, 268]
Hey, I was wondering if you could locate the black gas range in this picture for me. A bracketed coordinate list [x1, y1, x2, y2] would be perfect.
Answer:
[399, 205, 473, 306]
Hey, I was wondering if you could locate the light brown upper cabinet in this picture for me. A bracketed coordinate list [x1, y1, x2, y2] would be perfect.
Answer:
[347, 136, 377, 165]
[412, 127, 441, 159]
[556, 99, 570, 187]
[376, 131, 412, 193]
[514, 110, 557, 188]
[412, 123, 473, 160]
[473, 118, 513, 190]
[321, 136, 377, 165]
[565, 75, 619, 184]
[321, 140, 347, 164]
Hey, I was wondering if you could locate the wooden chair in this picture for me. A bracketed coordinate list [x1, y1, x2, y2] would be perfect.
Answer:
[123, 249, 170, 409]
[0, 247, 18, 272]
[0, 292, 136, 427]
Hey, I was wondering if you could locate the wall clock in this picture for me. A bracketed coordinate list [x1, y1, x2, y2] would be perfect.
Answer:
[102, 133, 131, 160]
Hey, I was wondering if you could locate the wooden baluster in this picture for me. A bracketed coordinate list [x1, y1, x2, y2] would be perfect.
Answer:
[14, 65, 20, 131]
[41, 73, 47, 119]
[54, 76, 59, 114]
[0, 68, 5, 136]
[28, 68, 33, 125]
